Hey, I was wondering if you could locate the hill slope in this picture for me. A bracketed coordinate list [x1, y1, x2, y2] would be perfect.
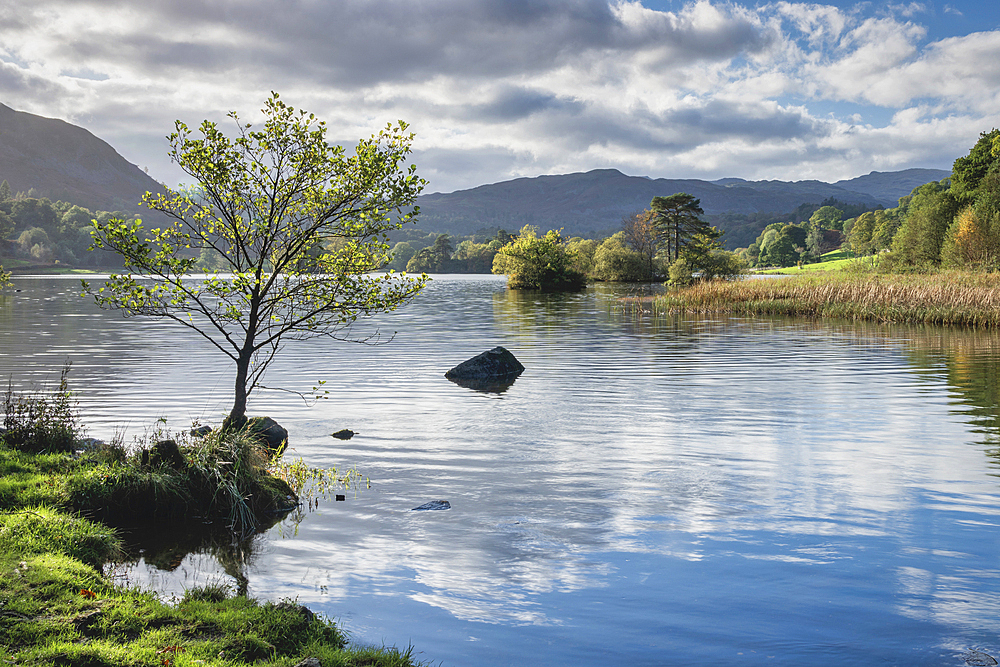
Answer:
[0, 103, 164, 212]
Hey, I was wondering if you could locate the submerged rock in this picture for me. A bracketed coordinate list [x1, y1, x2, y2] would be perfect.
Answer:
[412, 500, 451, 511]
[966, 650, 998, 666]
[445, 346, 524, 393]
[74, 437, 105, 452]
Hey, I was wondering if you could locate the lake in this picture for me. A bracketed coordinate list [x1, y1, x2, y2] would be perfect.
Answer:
[2, 274, 1000, 666]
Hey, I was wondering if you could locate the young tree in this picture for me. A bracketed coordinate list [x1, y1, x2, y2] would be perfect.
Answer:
[621, 210, 659, 280]
[84, 93, 428, 427]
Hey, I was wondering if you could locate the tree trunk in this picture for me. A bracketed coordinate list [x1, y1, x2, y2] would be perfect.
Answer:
[224, 349, 252, 431]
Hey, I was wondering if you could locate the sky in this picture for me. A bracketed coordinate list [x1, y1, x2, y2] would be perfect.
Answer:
[2, 0, 1000, 194]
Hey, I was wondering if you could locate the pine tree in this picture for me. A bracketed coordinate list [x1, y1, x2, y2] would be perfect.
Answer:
[651, 193, 711, 262]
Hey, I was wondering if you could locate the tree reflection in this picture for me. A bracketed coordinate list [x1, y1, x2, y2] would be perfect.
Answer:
[899, 327, 1000, 458]
[113, 517, 286, 596]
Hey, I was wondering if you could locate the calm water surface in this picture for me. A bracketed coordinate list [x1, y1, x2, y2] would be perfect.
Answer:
[2, 274, 1000, 666]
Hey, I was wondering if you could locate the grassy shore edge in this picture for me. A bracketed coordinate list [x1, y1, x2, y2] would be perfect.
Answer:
[645, 271, 1000, 328]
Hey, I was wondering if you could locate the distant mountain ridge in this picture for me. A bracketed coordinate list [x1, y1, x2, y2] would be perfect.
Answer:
[0, 103, 164, 212]
[0, 103, 951, 241]
[416, 167, 951, 239]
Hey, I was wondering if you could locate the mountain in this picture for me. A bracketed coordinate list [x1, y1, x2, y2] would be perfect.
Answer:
[415, 167, 952, 240]
[0, 103, 164, 212]
[834, 168, 951, 204]
[0, 102, 952, 240]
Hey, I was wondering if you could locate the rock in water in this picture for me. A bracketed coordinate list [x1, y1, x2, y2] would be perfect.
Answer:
[412, 500, 451, 511]
[331, 429, 355, 440]
[445, 346, 524, 392]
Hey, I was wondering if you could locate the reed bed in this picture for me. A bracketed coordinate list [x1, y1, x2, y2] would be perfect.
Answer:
[646, 272, 1000, 328]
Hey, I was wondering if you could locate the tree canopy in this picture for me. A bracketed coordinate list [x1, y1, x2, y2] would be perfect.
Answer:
[84, 93, 428, 426]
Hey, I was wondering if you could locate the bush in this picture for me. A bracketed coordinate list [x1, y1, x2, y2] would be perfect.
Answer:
[492, 226, 586, 290]
[698, 249, 748, 281]
[592, 233, 648, 282]
[668, 257, 694, 285]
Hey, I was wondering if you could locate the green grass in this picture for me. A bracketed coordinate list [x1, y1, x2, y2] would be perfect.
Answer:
[762, 249, 865, 274]
[0, 546, 420, 666]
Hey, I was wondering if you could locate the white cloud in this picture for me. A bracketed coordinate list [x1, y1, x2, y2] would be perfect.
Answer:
[0, 0, 996, 192]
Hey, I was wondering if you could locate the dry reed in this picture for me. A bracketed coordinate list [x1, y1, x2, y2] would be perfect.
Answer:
[647, 272, 1000, 328]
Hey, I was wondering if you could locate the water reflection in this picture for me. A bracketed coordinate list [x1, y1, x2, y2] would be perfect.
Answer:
[6, 276, 1000, 665]
[113, 520, 278, 597]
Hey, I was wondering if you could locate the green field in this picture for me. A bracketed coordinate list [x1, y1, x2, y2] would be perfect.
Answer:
[761, 249, 873, 275]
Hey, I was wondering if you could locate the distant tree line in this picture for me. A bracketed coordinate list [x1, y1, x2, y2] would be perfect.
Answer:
[0, 181, 130, 268]
[711, 198, 880, 251]
[486, 193, 746, 289]
[736, 204, 851, 268]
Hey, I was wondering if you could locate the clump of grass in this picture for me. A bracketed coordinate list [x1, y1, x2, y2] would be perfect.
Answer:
[646, 271, 1000, 327]
[2, 363, 79, 454]
[0, 381, 421, 666]
[66, 427, 299, 535]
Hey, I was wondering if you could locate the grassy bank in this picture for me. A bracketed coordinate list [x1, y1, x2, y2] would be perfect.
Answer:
[648, 271, 1000, 327]
[761, 250, 865, 275]
[0, 378, 422, 666]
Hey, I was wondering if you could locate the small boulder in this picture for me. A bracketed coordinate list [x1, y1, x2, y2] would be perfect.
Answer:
[966, 650, 999, 667]
[445, 347, 523, 392]
[146, 439, 186, 469]
[190, 425, 213, 438]
[246, 417, 288, 458]
[331, 429, 355, 440]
